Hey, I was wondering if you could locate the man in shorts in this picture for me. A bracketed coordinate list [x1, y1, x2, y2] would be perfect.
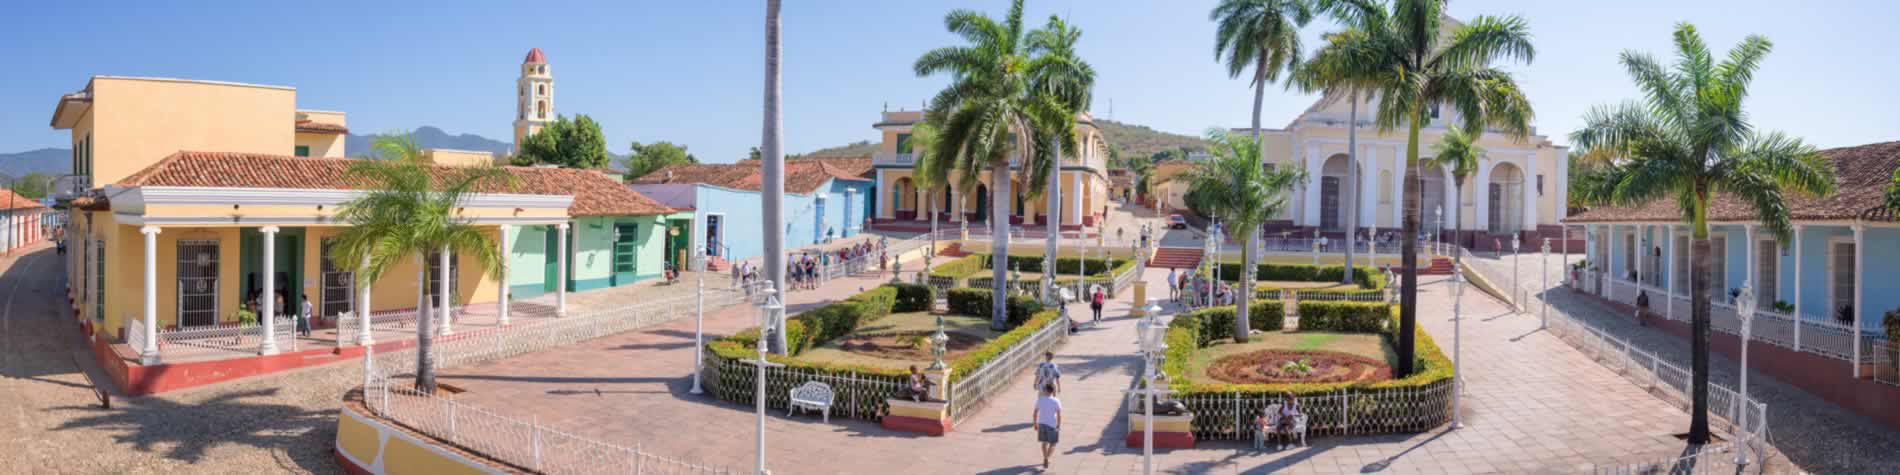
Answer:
[1034, 351, 1060, 395]
[1033, 383, 1063, 469]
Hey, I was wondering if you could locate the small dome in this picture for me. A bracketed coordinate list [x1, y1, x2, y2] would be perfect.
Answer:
[523, 48, 547, 64]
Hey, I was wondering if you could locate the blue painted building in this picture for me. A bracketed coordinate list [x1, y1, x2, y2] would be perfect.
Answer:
[629, 159, 875, 263]
[1568, 140, 1900, 355]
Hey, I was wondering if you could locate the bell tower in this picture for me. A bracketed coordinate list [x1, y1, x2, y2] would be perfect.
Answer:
[513, 48, 554, 148]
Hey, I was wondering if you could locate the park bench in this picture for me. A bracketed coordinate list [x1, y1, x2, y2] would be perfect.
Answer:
[787, 381, 834, 423]
[1253, 403, 1308, 450]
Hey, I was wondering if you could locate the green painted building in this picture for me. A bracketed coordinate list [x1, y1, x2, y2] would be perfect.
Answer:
[502, 168, 685, 299]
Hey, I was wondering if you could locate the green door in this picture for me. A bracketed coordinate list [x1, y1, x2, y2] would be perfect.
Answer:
[612, 223, 639, 285]
[543, 225, 561, 293]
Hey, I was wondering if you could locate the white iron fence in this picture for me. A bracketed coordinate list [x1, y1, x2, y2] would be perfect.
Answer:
[135, 316, 296, 363]
[947, 314, 1070, 423]
[1166, 383, 1453, 440]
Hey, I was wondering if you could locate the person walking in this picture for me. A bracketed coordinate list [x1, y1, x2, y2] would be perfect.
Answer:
[1089, 286, 1105, 323]
[1166, 267, 1178, 301]
[298, 293, 315, 337]
[1034, 351, 1061, 395]
[1033, 383, 1063, 469]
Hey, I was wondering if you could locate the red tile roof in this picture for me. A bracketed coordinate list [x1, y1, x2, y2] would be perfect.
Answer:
[524, 48, 547, 65]
[1568, 141, 1900, 223]
[630, 158, 871, 194]
[294, 120, 349, 135]
[0, 190, 44, 211]
[112, 152, 672, 216]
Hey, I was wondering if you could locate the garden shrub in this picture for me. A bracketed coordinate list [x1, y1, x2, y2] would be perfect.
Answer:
[891, 283, 934, 312]
[783, 286, 896, 354]
[1296, 301, 1389, 333]
[948, 309, 1063, 381]
[929, 254, 988, 280]
[947, 288, 1042, 325]
[1213, 262, 1385, 290]
[1178, 300, 1286, 346]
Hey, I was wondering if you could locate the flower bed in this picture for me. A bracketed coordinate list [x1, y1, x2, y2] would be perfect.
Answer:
[1205, 350, 1391, 384]
[1159, 304, 1452, 440]
[703, 285, 1067, 423]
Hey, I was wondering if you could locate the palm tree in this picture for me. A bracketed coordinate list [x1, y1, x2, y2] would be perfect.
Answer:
[1569, 23, 1834, 443]
[1425, 126, 1482, 266]
[1026, 14, 1096, 303]
[1183, 130, 1306, 341]
[1293, 0, 1389, 282]
[328, 133, 514, 393]
[1211, 0, 1313, 339]
[915, 0, 1081, 329]
[1297, 0, 1534, 377]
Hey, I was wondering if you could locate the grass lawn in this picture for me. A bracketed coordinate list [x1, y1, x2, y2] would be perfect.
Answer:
[1186, 332, 1396, 383]
[796, 312, 1002, 370]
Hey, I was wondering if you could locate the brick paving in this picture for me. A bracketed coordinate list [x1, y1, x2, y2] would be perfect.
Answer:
[430, 253, 1791, 474]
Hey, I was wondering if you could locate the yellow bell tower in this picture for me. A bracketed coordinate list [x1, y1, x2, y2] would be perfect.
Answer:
[513, 48, 554, 148]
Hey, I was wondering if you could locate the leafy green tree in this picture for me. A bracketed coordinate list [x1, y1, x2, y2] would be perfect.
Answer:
[1570, 23, 1834, 443]
[1212, 0, 1313, 333]
[511, 114, 610, 169]
[1425, 126, 1483, 267]
[1887, 166, 1900, 210]
[10, 172, 52, 199]
[623, 141, 698, 179]
[1296, 0, 1535, 378]
[914, 0, 1083, 329]
[1182, 130, 1305, 341]
[328, 133, 515, 393]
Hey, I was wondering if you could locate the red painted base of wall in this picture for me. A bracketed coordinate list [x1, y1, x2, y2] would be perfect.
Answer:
[1572, 288, 1900, 431]
[88, 322, 515, 396]
[333, 447, 374, 475]
[880, 415, 951, 436]
[1124, 431, 1194, 449]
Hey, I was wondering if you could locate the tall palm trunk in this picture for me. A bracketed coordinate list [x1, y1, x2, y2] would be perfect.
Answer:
[761, 0, 787, 353]
[1688, 206, 1713, 443]
[990, 162, 1014, 330]
[1045, 141, 1062, 303]
[1236, 56, 1268, 343]
[1342, 90, 1359, 284]
[1396, 113, 1423, 378]
[414, 254, 437, 393]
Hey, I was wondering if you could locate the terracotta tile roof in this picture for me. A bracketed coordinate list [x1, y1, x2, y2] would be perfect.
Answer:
[294, 120, 349, 135]
[110, 151, 673, 216]
[1149, 162, 1196, 185]
[1568, 141, 1900, 223]
[631, 159, 869, 194]
[0, 190, 44, 211]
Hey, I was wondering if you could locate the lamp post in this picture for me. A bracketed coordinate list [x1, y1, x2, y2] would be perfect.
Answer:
[1541, 238, 1551, 328]
[1735, 281, 1756, 468]
[1450, 261, 1465, 429]
[1121, 299, 1169, 475]
[746, 282, 785, 475]
[691, 245, 708, 394]
[1433, 205, 1443, 255]
[1314, 236, 1328, 267]
[1512, 234, 1521, 304]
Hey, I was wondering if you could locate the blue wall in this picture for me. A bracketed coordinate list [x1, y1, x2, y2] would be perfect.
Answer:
[696, 178, 874, 263]
[1862, 227, 1900, 329]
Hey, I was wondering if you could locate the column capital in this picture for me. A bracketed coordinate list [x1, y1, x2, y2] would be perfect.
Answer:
[140, 225, 161, 235]
[557, 222, 570, 230]
[260, 225, 281, 234]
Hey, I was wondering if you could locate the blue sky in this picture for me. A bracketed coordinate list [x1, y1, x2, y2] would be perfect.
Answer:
[3, 0, 1896, 165]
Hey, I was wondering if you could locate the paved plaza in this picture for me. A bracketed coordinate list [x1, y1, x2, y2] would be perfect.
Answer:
[430, 259, 1797, 473]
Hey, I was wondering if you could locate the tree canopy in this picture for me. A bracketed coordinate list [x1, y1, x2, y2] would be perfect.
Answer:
[511, 114, 610, 169]
[8, 172, 52, 199]
[624, 141, 698, 179]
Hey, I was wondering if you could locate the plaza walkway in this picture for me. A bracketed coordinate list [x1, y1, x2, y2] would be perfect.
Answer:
[425, 252, 1800, 473]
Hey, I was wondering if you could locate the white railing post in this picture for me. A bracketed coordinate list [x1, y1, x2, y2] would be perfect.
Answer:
[532, 414, 543, 471]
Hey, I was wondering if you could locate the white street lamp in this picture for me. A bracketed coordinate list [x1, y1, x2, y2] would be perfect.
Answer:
[1512, 233, 1521, 307]
[1735, 281, 1756, 468]
[746, 282, 785, 475]
[1122, 299, 1169, 475]
[1540, 238, 1551, 328]
[1434, 205, 1444, 254]
[1314, 236, 1329, 267]
[1450, 261, 1465, 429]
[691, 245, 709, 395]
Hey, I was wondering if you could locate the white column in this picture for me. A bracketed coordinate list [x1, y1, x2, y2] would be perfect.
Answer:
[1389, 146, 1404, 229]
[356, 254, 374, 346]
[497, 225, 511, 326]
[1555, 151, 1570, 230]
[556, 222, 570, 317]
[1792, 224, 1803, 351]
[140, 225, 160, 364]
[1852, 223, 1864, 378]
[948, 183, 963, 222]
[1303, 144, 1322, 227]
[1744, 224, 1757, 299]
[1523, 156, 1539, 230]
[260, 226, 280, 355]
[875, 170, 887, 220]
[1070, 172, 1084, 226]
[438, 244, 454, 335]
[1665, 225, 1675, 320]
[843, 189, 856, 234]
[1473, 160, 1491, 235]
[1358, 145, 1377, 232]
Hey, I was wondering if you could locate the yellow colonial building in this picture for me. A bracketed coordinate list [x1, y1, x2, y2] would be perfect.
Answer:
[867, 109, 1113, 232]
[47, 76, 642, 367]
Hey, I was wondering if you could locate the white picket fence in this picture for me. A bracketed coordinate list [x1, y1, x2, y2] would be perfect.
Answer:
[947, 314, 1070, 423]
[130, 316, 297, 363]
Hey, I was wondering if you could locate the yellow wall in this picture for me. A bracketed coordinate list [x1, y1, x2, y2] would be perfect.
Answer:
[421, 149, 496, 168]
[83, 77, 297, 188]
[295, 132, 346, 158]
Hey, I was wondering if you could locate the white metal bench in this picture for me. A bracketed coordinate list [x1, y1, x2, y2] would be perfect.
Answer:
[1253, 403, 1308, 450]
[787, 381, 834, 423]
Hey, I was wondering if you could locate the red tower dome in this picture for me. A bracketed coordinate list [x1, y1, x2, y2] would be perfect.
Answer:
[523, 48, 547, 64]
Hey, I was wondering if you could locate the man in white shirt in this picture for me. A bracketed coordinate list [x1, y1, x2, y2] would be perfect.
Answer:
[1034, 352, 1060, 395]
[1033, 383, 1062, 469]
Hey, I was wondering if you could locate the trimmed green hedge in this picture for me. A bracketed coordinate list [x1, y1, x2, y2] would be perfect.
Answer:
[1255, 286, 1386, 302]
[1175, 300, 1287, 347]
[1296, 301, 1389, 333]
[928, 254, 989, 280]
[1212, 262, 1386, 290]
[946, 288, 1044, 325]
[891, 283, 934, 312]
[948, 309, 1062, 381]
[1162, 304, 1451, 396]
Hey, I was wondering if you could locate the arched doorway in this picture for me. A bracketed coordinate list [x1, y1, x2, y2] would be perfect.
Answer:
[1319, 153, 1362, 231]
[973, 184, 990, 223]
[893, 177, 915, 220]
[1488, 162, 1525, 233]
[1412, 163, 1448, 234]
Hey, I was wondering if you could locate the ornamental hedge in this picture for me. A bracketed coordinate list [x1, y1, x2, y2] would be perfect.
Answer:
[929, 253, 1133, 279]
[945, 288, 1044, 326]
[1209, 262, 1386, 290]
[890, 283, 934, 312]
[1295, 301, 1390, 333]
[1176, 299, 1287, 347]
[928, 254, 988, 280]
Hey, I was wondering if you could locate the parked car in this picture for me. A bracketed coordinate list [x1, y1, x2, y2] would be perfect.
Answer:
[1168, 214, 1188, 229]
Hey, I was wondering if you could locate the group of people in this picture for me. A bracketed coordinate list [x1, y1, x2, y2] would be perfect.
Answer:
[1166, 267, 1238, 309]
[730, 237, 889, 294]
[242, 289, 314, 337]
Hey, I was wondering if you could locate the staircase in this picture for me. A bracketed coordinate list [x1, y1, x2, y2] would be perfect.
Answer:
[706, 256, 730, 272]
[938, 242, 971, 257]
[1419, 256, 1455, 275]
[1148, 247, 1202, 270]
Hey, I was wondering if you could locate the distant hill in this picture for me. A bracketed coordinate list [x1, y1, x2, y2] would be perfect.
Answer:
[1093, 119, 1206, 162]
[346, 126, 514, 159]
[0, 148, 70, 177]
[799, 140, 877, 158]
